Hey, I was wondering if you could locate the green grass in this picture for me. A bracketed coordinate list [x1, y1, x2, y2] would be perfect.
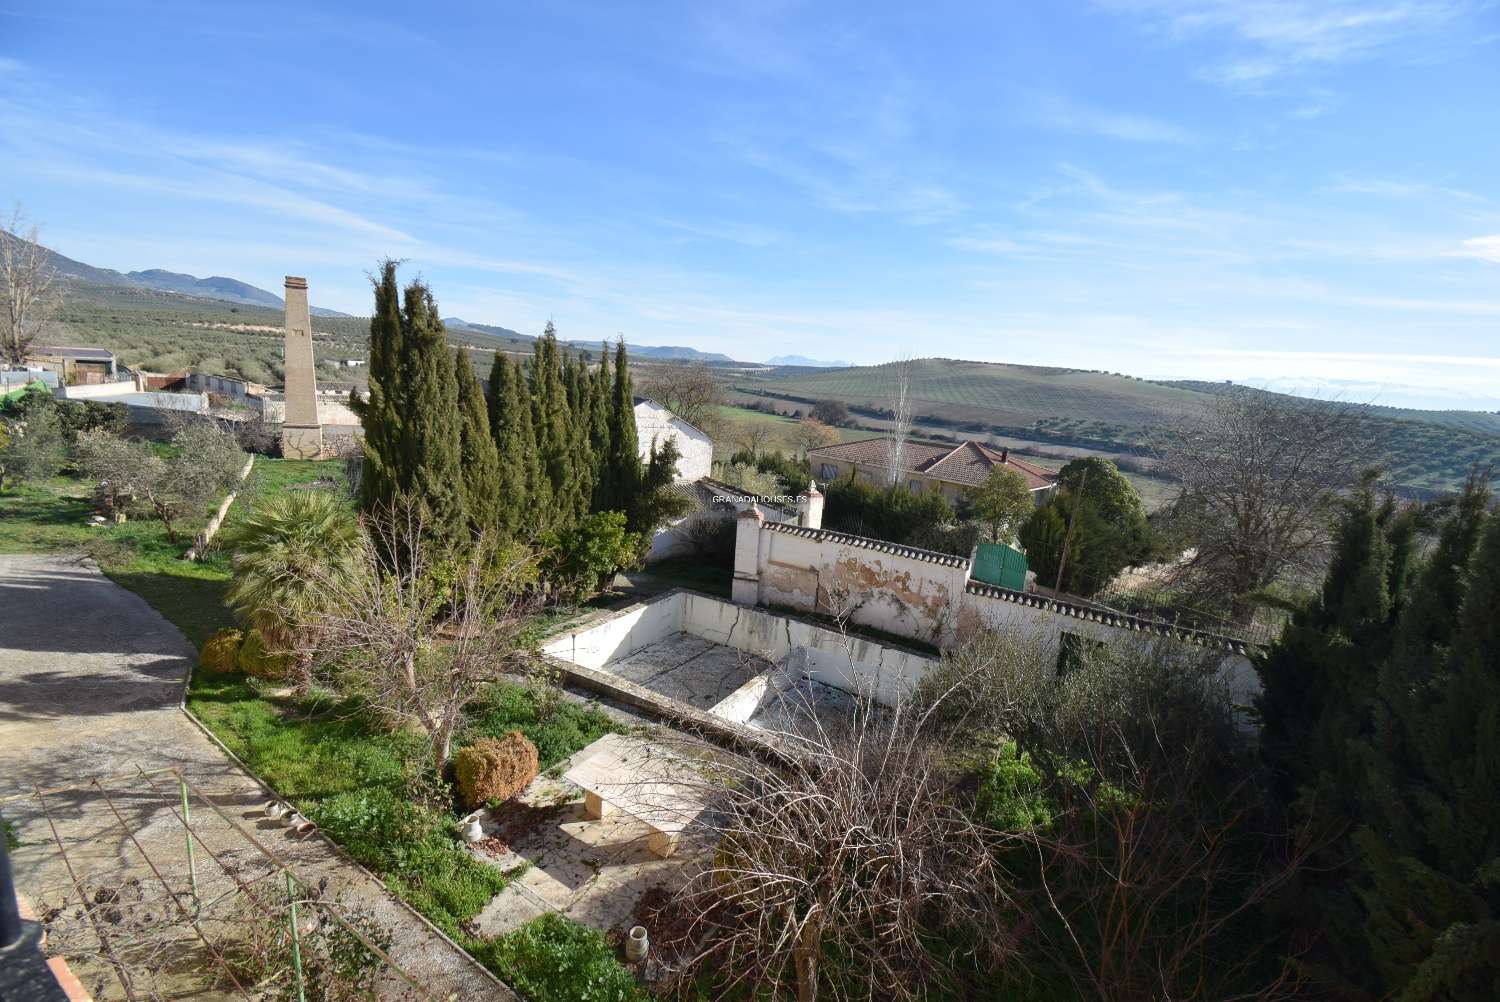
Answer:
[2, 459, 642, 995]
[0, 459, 349, 648]
[467, 913, 646, 1002]
[188, 672, 623, 953]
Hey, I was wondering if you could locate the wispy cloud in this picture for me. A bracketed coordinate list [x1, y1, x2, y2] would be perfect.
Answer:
[1329, 174, 1487, 201]
[1097, 0, 1491, 86]
[1450, 233, 1500, 263]
[1030, 94, 1194, 144]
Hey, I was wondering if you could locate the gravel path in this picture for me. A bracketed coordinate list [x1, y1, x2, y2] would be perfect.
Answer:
[0, 553, 511, 1001]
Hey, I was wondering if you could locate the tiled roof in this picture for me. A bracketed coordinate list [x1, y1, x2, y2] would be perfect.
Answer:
[806, 437, 1057, 490]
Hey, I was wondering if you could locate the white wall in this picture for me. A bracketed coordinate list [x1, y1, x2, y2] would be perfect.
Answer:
[733, 517, 1258, 699]
[634, 399, 713, 482]
[543, 590, 940, 710]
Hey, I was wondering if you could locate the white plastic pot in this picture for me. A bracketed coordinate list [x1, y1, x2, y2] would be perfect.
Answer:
[463, 819, 484, 843]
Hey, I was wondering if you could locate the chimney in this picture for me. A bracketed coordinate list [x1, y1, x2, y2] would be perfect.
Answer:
[1000, 448, 1008, 463]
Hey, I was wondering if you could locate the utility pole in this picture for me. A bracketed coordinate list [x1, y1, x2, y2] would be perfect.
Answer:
[1053, 468, 1087, 600]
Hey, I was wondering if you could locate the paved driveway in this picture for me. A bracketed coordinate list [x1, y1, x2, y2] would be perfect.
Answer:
[0, 554, 508, 1000]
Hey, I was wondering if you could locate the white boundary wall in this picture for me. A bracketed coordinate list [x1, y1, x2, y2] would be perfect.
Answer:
[542, 590, 939, 709]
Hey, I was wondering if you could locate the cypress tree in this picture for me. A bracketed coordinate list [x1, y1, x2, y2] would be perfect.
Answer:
[588, 342, 612, 511]
[566, 354, 597, 512]
[454, 347, 501, 536]
[529, 322, 582, 527]
[1352, 508, 1500, 999]
[357, 260, 407, 511]
[397, 280, 465, 543]
[597, 338, 639, 513]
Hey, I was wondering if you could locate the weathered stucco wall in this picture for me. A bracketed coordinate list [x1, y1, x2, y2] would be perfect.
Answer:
[735, 520, 970, 648]
[732, 517, 1258, 700]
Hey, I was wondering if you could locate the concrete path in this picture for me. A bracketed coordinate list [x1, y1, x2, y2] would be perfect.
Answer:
[0, 554, 509, 1000]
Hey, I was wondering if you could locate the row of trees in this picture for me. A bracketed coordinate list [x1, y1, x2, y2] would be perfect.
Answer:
[354, 261, 685, 575]
[1255, 472, 1500, 998]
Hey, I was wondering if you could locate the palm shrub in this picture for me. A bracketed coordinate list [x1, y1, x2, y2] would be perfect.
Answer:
[225, 490, 362, 693]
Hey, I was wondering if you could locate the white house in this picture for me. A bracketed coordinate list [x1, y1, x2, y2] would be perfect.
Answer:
[633, 396, 713, 482]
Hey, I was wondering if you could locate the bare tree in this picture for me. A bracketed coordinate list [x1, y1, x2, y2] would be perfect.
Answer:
[731, 421, 774, 458]
[637, 362, 724, 432]
[1, 207, 62, 367]
[791, 416, 838, 459]
[885, 357, 915, 487]
[301, 496, 540, 774]
[658, 640, 1020, 1002]
[1156, 389, 1375, 621]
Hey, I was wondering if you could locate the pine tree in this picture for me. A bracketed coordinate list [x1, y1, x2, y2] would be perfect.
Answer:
[597, 338, 638, 513]
[454, 347, 501, 536]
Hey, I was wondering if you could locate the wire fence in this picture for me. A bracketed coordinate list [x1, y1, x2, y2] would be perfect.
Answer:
[2, 767, 433, 1002]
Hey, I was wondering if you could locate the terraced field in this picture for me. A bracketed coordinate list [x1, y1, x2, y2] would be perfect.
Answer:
[749, 359, 1203, 434]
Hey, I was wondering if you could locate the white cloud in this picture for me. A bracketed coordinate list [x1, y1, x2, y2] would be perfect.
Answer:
[1096, 0, 1490, 85]
[1449, 234, 1500, 263]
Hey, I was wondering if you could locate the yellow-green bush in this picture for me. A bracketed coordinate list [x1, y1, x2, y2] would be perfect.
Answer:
[199, 628, 243, 673]
[455, 732, 539, 809]
[237, 628, 290, 681]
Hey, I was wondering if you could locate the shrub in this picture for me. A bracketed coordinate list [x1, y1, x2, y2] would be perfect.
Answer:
[199, 628, 244, 673]
[455, 732, 539, 808]
[237, 628, 289, 681]
[469, 912, 645, 1002]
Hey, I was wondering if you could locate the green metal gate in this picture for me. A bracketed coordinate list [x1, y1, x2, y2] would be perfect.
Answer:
[972, 542, 1029, 591]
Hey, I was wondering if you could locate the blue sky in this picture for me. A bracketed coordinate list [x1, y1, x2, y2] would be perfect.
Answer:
[2, 1, 1498, 409]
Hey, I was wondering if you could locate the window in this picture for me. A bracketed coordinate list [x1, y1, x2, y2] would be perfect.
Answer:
[819, 463, 838, 480]
[908, 479, 923, 493]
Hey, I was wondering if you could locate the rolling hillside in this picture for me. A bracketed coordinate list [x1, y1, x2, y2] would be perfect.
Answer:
[737, 359, 1500, 495]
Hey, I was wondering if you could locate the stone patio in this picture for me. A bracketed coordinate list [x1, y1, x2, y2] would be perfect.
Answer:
[467, 741, 713, 938]
[602, 631, 772, 710]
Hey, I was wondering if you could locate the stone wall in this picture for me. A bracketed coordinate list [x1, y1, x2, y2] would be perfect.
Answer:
[733, 515, 970, 648]
[731, 514, 1259, 701]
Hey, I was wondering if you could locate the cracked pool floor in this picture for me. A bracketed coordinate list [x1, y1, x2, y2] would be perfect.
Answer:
[602, 632, 773, 710]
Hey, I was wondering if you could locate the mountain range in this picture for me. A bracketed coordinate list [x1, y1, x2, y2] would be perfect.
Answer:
[10, 232, 351, 316]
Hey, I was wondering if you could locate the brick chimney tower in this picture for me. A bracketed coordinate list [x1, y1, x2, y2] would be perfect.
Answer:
[280, 276, 323, 459]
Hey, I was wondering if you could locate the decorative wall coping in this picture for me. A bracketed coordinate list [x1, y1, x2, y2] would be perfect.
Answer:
[761, 521, 970, 569]
[964, 580, 1254, 655]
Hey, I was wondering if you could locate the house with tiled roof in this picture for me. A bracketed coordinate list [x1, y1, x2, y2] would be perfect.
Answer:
[805, 436, 1059, 504]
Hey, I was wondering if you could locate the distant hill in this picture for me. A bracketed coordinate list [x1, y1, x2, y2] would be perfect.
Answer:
[738, 358, 1500, 494]
[766, 355, 850, 367]
[444, 317, 732, 363]
[4, 231, 350, 315]
[443, 317, 526, 341]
